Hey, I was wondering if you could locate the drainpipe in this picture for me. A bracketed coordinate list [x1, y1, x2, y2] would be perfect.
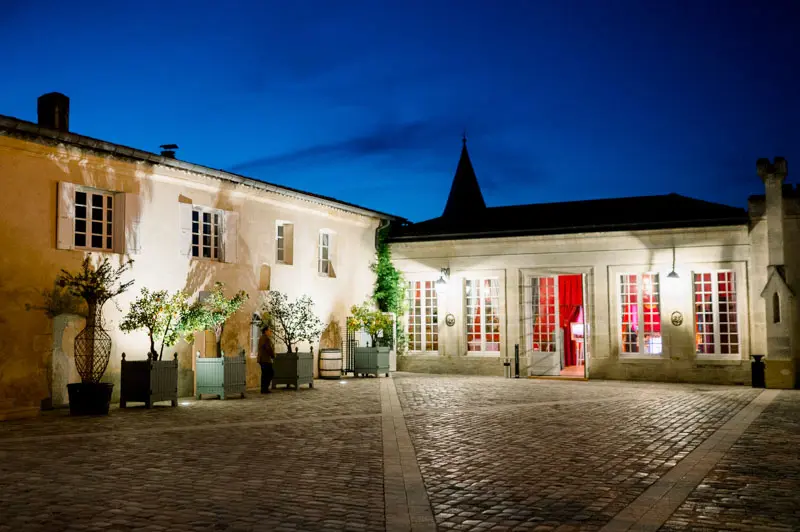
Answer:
[375, 218, 391, 250]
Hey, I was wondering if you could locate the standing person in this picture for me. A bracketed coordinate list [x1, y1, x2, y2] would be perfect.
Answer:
[257, 324, 276, 393]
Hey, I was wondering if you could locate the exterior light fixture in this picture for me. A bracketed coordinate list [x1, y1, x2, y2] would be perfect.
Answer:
[667, 247, 679, 279]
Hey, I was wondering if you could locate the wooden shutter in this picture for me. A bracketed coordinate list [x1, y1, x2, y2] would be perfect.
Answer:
[124, 193, 142, 255]
[328, 232, 337, 278]
[223, 210, 239, 263]
[284, 223, 294, 265]
[178, 203, 193, 257]
[56, 182, 76, 250]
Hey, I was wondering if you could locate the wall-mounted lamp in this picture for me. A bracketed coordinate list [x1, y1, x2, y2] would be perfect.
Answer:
[435, 267, 450, 293]
[667, 247, 679, 279]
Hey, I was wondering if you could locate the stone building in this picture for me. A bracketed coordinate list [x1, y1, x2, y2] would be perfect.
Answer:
[390, 140, 798, 388]
[0, 93, 396, 420]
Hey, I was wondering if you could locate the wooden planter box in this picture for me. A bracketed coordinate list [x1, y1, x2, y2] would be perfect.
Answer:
[120, 353, 178, 408]
[196, 351, 246, 400]
[354, 346, 390, 377]
[273, 351, 314, 390]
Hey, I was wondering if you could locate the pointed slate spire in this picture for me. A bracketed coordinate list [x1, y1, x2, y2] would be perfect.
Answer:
[442, 135, 486, 218]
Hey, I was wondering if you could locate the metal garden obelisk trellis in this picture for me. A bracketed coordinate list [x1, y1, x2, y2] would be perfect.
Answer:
[74, 302, 112, 383]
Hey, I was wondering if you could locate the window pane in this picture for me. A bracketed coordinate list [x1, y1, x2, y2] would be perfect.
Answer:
[91, 235, 103, 248]
[106, 236, 113, 249]
[75, 205, 86, 219]
[92, 221, 103, 235]
[642, 274, 661, 354]
[192, 245, 199, 257]
[532, 277, 557, 352]
[75, 191, 87, 205]
[75, 233, 86, 247]
[92, 207, 103, 221]
[106, 196, 113, 209]
[619, 274, 639, 353]
[92, 194, 103, 207]
[192, 210, 198, 222]
[75, 219, 86, 233]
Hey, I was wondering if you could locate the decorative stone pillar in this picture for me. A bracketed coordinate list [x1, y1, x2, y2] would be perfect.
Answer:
[756, 157, 797, 388]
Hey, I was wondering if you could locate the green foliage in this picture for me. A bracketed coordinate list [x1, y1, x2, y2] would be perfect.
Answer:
[56, 255, 134, 307]
[119, 288, 193, 360]
[347, 300, 392, 345]
[370, 226, 407, 353]
[260, 291, 324, 353]
[25, 285, 87, 318]
[371, 227, 406, 315]
[189, 282, 249, 356]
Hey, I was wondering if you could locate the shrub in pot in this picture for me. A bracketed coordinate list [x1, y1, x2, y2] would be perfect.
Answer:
[348, 301, 391, 378]
[119, 288, 194, 408]
[260, 291, 323, 389]
[57, 255, 134, 415]
[191, 282, 249, 399]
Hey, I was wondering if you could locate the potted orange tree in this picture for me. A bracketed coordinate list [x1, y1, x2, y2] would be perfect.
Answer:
[119, 288, 194, 408]
[347, 300, 391, 378]
[261, 291, 323, 390]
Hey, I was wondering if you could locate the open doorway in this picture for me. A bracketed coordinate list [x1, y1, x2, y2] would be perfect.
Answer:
[526, 274, 588, 378]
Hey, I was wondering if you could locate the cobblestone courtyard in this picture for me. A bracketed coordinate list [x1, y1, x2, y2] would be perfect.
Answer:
[0, 374, 798, 532]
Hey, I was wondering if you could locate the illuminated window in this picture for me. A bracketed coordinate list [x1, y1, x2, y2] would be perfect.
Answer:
[619, 273, 661, 355]
[694, 271, 739, 356]
[191, 207, 221, 260]
[531, 277, 557, 352]
[74, 189, 113, 251]
[466, 278, 501, 352]
[318, 231, 330, 275]
[406, 280, 438, 353]
[773, 292, 781, 324]
[276, 224, 285, 262]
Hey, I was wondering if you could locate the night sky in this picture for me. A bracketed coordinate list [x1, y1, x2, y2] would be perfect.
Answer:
[2, 0, 798, 222]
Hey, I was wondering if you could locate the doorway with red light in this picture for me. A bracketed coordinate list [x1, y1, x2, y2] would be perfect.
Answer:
[523, 271, 590, 378]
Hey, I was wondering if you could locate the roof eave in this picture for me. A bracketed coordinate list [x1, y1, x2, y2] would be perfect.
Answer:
[0, 115, 403, 222]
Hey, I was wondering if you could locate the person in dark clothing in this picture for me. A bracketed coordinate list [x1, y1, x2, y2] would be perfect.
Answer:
[257, 325, 276, 393]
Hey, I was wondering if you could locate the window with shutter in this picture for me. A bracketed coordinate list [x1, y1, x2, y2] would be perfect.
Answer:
[276, 221, 293, 265]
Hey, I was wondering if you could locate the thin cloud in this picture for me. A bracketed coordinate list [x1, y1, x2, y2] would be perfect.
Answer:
[228, 118, 459, 172]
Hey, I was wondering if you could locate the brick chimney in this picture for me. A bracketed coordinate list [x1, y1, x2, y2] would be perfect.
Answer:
[757, 157, 788, 267]
[37, 92, 69, 132]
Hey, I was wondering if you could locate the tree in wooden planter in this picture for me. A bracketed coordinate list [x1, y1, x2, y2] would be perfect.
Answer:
[347, 301, 391, 377]
[191, 282, 249, 399]
[260, 291, 323, 389]
[119, 289, 194, 408]
[57, 255, 134, 415]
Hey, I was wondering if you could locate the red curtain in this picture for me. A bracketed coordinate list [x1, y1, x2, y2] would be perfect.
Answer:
[558, 275, 583, 366]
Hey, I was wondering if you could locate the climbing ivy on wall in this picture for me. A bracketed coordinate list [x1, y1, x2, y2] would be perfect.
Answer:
[371, 225, 407, 354]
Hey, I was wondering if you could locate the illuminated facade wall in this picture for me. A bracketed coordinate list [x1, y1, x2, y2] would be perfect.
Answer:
[0, 134, 382, 418]
[392, 212, 797, 385]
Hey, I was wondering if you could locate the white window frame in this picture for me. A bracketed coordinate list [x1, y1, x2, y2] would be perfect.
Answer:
[465, 277, 502, 354]
[74, 187, 114, 252]
[693, 270, 740, 359]
[276, 223, 286, 263]
[406, 280, 439, 354]
[618, 273, 663, 357]
[318, 231, 331, 276]
[191, 206, 222, 261]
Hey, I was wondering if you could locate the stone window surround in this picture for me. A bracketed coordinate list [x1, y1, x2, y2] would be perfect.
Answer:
[608, 261, 750, 364]
[406, 279, 439, 354]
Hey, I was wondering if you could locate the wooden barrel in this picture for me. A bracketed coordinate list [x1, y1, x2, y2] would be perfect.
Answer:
[318, 348, 342, 379]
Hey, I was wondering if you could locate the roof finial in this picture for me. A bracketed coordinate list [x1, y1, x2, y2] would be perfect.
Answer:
[462, 129, 467, 147]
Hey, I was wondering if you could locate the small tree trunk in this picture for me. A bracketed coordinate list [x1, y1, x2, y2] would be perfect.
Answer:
[149, 332, 157, 360]
[216, 323, 224, 357]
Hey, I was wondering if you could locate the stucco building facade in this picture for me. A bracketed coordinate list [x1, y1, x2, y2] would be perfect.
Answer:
[390, 142, 799, 388]
[0, 93, 395, 419]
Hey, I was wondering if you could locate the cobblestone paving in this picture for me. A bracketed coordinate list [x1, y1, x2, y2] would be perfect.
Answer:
[0, 374, 797, 532]
[0, 378, 382, 442]
[660, 391, 800, 532]
[394, 375, 762, 531]
[0, 380, 384, 532]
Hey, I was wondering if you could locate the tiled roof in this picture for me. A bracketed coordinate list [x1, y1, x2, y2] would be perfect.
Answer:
[390, 193, 748, 242]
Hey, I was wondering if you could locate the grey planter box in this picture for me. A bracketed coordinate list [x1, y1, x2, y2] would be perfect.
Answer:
[273, 351, 314, 389]
[354, 346, 390, 377]
[196, 351, 247, 400]
[120, 353, 178, 408]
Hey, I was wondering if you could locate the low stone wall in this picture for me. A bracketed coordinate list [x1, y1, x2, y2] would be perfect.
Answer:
[397, 355, 506, 376]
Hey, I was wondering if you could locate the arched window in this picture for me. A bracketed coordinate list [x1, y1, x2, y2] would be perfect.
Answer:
[773, 293, 781, 324]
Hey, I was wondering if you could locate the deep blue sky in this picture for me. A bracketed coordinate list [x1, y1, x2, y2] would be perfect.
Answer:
[2, 0, 798, 221]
